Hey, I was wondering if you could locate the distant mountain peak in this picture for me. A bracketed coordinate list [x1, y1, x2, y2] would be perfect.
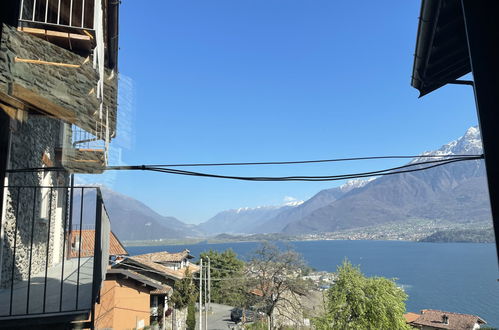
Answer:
[415, 126, 482, 163]
[283, 200, 305, 207]
[339, 178, 375, 192]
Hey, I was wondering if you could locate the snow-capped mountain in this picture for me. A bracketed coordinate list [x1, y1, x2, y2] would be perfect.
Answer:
[197, 202, 303, 235]
[413, 126, 482, 163]
[283, 126, 489, 234]
[339, 178, 376, 192]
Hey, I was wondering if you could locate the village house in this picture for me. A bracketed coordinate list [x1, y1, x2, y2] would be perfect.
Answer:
[0, 0, 119, 328]
[94, 269, 172, 330]
[115, 249, 200, 330]
[406, 309, 487, 330]
[69, 229, 128, 260]
[68, 229, 172, 330]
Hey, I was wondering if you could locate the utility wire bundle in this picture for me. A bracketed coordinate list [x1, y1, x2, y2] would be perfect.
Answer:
[7, 154, 484, 182]
[106, 154, 483, 182]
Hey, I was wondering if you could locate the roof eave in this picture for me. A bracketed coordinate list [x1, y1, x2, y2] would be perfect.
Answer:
[411, 0, 442, 96]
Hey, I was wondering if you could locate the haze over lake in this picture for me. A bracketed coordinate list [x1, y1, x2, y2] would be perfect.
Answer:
[127, 240, 499, 327]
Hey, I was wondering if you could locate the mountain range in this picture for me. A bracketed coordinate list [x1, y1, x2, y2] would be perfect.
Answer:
[88, 126, 491, 241]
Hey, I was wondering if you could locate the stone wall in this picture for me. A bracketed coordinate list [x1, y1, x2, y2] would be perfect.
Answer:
[0, 24, 118, 137]
[164, 307, 188, 330]
[0, 115, 69, 288]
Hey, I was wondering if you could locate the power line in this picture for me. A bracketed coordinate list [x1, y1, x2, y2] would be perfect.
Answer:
[139, 156, 483, 182]
[106, 154, 481, 168]
[6, 154, 482, 173]
[4, 154, 484, 182]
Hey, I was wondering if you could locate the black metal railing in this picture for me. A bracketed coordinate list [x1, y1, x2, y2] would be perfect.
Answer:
[0, 186, 110, 320]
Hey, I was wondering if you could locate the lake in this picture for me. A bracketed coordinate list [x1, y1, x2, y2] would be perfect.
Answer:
[127, 240, 499, 327]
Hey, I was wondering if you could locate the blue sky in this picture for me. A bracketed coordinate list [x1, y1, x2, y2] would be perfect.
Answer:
[79, 0, 478, 224]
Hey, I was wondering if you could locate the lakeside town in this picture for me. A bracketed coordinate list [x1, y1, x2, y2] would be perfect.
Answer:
[0, 0, 498, 329]
[123, 219, 495, 247]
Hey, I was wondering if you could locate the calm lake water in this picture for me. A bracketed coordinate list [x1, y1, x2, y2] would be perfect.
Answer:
[127, 240, 499, 326]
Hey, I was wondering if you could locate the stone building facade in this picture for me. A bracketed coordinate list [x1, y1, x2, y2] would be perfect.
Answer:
[0, 114, 68, 288]
[0, 0, 119, 327]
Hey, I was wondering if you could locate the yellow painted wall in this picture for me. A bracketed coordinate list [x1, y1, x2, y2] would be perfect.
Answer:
[94, 277, 151, 330]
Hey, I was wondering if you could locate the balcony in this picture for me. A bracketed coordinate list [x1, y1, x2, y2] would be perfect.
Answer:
[0, 186, 110, 328]
[17, 0, 97, 55]
[0, 0, 118, 174]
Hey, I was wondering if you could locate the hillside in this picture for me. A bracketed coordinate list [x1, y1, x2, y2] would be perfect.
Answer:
[72, 187, 201, 241]
[283, 127, 490, 234]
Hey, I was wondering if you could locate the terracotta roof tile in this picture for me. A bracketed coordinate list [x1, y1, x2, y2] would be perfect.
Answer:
[132, 249, 193, 262]
[69, 230, 128, 258]
[150, 286, 173, 295]
[410, 309, 486, 330]
[125, 256, 200, 280]
[404, 312, 421, 323]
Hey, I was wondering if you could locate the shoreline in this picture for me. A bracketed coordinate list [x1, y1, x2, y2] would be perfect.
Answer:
[122, 236, 494, 247]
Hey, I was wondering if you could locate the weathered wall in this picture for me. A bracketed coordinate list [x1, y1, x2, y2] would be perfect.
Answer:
[0, 114, 68, 288]
[164, 307, 188, 330]
[0, 24, 118, 137]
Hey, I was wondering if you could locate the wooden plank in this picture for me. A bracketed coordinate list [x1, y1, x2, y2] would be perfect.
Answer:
[0, 102, 17, 120]
[17, 26, 46, 36]
[0, 90, 25, 110]
[11, 83, 77, 123]
[17, 26, 91, 41]
[14, 56, 81, 68]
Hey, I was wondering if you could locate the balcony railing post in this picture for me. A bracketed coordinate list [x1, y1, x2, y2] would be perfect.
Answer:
[25, 187, 38, 314]
[75, 187, 84, 309]
[57, 0, 61, 24]
[91, 188, 103, 307]
[42, 187, 54, 313]
[9, 187, 22, 316]
[32, 0, 37, 21]
[59, 182, 73, 312]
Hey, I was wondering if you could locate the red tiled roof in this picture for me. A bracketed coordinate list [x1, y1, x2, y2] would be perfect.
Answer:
[132, 249, 193, 262]
[125, 256, 200, 280]
[404, 312, 421, 323]
[69, 230, 128, 258]
[410, 309, 486, 330]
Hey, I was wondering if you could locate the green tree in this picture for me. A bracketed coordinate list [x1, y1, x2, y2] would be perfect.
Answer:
[170, 269, 196, 310]
[314, 260, 411, 330]
[199, 249, 245, 305]
[186, 300, 196, 330]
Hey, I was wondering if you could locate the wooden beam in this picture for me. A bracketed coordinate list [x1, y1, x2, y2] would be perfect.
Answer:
[11, 83, 77, 123]
[14, 56, 81, 68]
[17, 27, 91, 41]
[0, 103, 27, 122]
[0, 90, 25, 110]
[0, 103, 16, 120]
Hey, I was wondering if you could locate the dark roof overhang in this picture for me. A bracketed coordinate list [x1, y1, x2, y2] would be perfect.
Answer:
[411, 0, 471, 96]
[107, 268, 165, 290]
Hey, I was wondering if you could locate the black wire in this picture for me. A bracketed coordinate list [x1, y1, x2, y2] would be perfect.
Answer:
[5, 154, 484, 183]
[107, 154, 482, 169]
[144, 157, 466, 180]
[141, 156, 482, 182]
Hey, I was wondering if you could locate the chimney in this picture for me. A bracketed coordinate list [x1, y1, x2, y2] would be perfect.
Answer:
[442, 314, 449, 325]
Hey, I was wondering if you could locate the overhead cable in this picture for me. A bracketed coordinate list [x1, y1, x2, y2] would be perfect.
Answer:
[5, 154, 484, 182]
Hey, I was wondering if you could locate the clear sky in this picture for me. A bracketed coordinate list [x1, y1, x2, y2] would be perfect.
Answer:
[79, 0, 478, 224]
